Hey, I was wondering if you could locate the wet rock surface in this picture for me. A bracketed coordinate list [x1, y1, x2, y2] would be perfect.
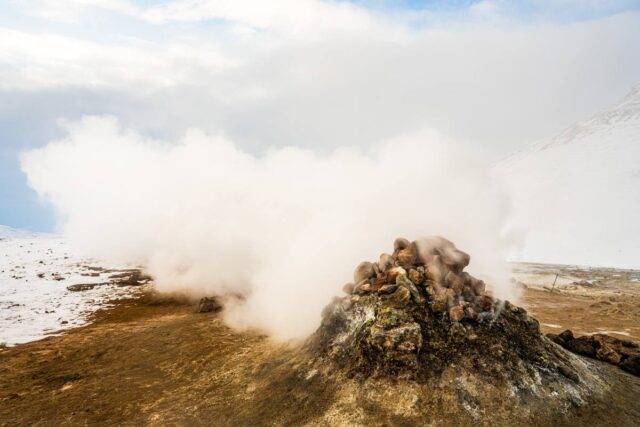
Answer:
[548, 329, 640, 376]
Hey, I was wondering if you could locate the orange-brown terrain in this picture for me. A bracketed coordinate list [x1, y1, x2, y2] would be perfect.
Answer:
[1, 263, 639, 426]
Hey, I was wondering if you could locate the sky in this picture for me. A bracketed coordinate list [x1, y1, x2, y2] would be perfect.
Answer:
[2, 0, 640, 232]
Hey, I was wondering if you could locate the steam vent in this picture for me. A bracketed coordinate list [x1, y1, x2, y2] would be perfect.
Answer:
[303, 237, 637, 424]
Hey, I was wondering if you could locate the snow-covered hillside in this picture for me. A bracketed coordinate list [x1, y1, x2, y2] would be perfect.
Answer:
[497, 85, 640, 269]
[0, 231, 145, 346]
[0, 225, 32, 238]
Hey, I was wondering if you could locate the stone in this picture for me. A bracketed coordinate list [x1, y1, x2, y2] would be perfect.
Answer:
[396, 243, 419, 267]
[620, 354, 640, 376]
[67, 283, 101, 292]
[559, 329, 574, 342]
[593, 334, 640, 358]
[396, 274, 425, 304]
[470, 278, 486, 295]
[523, 315, 540, 332]
[408, 268, 424, 286]
[477, 311, 494, 322]
[449, 306, 464, 322]
[370, 278, 386, 292]
[475, 295, 494, 312]
[378, 284, 398, 295]
[447, 273, 464, 296]
[356, 283, 372, 295]
[416, 236, 470, 272]
[425, 256, 445, 284]
[464, 306, 477, 320]
[378, 253, 394, 272]
[382, 286, 411, 308]
[368, 321, 423, 372]
[547, 333, 565, 346]
[566, 336, 596, 358]
[430, 293, 448, 313]
[393, 237, 410, 252]
[425, 284, 436, 297]
[596, 344, 622, 365]
[444, 288, 456, 308]
[342, 282, 355, 294]
[386, 266, 407, 283]
[197, 297, 222, 313]
[353, 261, 376, 284]
[372, 262, 381, 277]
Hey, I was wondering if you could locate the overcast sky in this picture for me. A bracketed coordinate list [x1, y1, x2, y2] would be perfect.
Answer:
[2, 0, 640, 231]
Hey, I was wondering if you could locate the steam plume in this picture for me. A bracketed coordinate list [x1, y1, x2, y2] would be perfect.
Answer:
[21, 116, 516, 339]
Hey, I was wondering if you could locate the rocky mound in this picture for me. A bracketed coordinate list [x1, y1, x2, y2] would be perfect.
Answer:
[308, 237, 570, 379]
[302, 237, 624, 423]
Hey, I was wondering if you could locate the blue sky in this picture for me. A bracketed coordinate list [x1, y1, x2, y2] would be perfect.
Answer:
[2, 0, 640, 231]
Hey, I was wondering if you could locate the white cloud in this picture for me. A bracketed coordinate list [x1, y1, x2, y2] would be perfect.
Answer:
[2, 9, 640, 154]
[142, 0, 377, 35]
[26, 0, 140, 23]
[0, 28, 235, 90]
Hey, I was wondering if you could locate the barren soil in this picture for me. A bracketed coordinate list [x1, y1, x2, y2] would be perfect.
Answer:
[1, 264, 639, 426]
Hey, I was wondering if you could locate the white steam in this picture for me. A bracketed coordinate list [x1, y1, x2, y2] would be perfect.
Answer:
[21, 116, 516, 339]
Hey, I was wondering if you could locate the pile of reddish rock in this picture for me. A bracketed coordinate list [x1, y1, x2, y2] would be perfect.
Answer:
[548, 329, 640, 376]
[310, 237, 563, 381]
[342, 236, 497, 323]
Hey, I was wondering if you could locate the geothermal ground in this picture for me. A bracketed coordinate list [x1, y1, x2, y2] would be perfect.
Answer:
[0, 236, 640, 426]
[1, 241, 640, 425]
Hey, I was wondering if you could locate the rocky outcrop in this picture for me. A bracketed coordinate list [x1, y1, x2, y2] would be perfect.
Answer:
[548, 329, 640, 376]
[197, 297, 223, 313]
[307, 237, 582, 388]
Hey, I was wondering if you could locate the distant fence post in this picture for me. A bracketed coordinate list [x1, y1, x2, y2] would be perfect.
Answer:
[551, 273, 559, 292]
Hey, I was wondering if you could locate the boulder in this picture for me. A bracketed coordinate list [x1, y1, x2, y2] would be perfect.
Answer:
[449, 306, 464, 322]
[566, 335, 597, 358]
[620, 354, 640, 376]
[381, 286, 411, 308]
[408, 268, 425, 286]
[342, 282, 355, 294]
[416, 236, 470, 272]
[197, 297, 222, 313]
[424, 256, 444, 284]
[378, 253, 394, 273]
[396, 274, 425, 304]
[353, 261, 376, 284]
[67, 283, 99, 292]
[470, 278, 486, 295]
[596, 344, 622, 365]
[356, 283, 372, 295]
[378, 284, 398, 295]
[393, 237, 410, 252]
[396, 242, 419, 267]
[386, 266, 407, 283]
[475, 295, 494, 312]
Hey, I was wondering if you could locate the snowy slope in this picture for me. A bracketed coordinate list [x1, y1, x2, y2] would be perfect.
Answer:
[0, 225, 32, 238]
[0, 232, 145, 346]
[497, 85, 640, 269]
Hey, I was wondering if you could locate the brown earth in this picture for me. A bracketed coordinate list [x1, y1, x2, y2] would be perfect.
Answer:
[1, 265, 640, 426]
[515, 263, 640, 341]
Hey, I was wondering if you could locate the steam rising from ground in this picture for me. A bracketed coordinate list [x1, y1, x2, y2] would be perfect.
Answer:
[21, 116, 516, 339]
